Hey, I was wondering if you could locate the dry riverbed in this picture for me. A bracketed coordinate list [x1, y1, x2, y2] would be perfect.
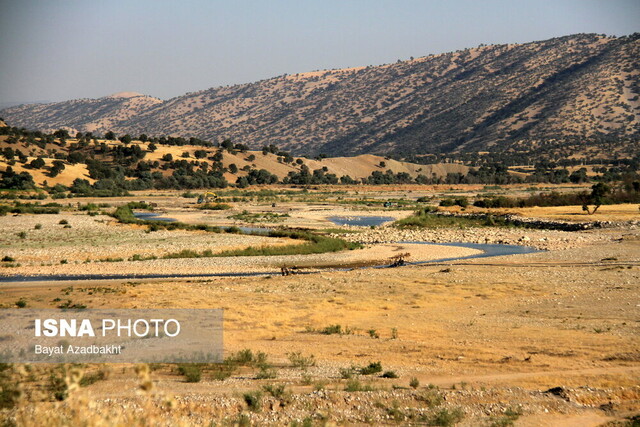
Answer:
[0, 202, 638, 425]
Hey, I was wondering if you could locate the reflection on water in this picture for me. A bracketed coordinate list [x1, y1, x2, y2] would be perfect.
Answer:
[133, 212, 176, 222]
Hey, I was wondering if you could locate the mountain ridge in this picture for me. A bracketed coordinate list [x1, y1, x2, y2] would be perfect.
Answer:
[2, 33, 639, 159]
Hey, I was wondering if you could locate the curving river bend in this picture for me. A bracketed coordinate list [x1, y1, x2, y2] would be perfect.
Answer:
[0, 215, 539, 283]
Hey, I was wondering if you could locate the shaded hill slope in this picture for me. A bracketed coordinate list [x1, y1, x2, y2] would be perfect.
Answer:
[2, 33, 639, 159]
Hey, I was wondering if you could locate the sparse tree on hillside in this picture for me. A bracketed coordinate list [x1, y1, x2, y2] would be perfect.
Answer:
[119, 134, 132, 144]
[236, 176, 249, 188]
[29, 157, 46, 169]
[104, 131, 116, 140]
[147, 143, 157, 152]
[221, 139, 234, 151]
[54, 129, 70, 139]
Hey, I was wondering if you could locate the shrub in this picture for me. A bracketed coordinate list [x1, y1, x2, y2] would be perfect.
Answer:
[59, 219, 69, 225]
[17, 231, 26, 239]
[178, 364, 202, 383]
[262, 384, 287, 399]
[34, 223, 42, 229]
[288, 352, 316, 370]
[381, 370, 398, 378]
[428, 408, 465, 426]
[490, 407, 523, 426]
[320, 324, 343, 335]
[243, 390, 263, 411]
[454, 197, 469, 208]
[48, 369, 68, 401]
[344, 379, 374, 392]
[15, 299, 27, 308]
[339, 367, 357, 379]
[231, 349, 255, 365]
[0, 370, 20, 409]
[410, 377, 420, 389]
[79, 370, 107, 387]
[197, 202, 232, 210]
[360, 361, 382, 375]
[255, 366, 277, 379]
[416, 389, 444, 407]
[2, 256, 15, 262]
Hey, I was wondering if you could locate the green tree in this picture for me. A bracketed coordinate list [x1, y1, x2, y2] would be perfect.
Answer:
[119, 134, 132, 144]
[582, 183, 609, 215]
[54, 129, 70, 139]
[29, 157, 46, 169]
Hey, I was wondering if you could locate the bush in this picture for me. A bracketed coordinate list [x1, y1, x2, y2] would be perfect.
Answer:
[15, 299, 27, 308]
[243, 390, 263, 411]
[288, 352, 316, 369]
[428, 408, 465, 426]
[320, 324, 344, 335]
[339, 367, 357, 379]
[416, 389, 444, 407]
[197, 202, 232, 210]
[381, 370, 398, 378]
[344, 379, 374, 392]
[410, 377, 420, 389]
[2, 256, 15, 262]
[454, 197, 469, 208]
[360, 361, 382, 375]
[262, 384, 287, 399]
[48, 369, 68, 401]
[59, 219, 69, 225]
[79, 370, 107, 387]
[0, 367, 21, 409]
[178, 364, 202, 383]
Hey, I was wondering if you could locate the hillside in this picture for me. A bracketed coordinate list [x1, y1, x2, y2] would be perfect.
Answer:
[1, 33, 639, 161]
[0, 129, 473, 191]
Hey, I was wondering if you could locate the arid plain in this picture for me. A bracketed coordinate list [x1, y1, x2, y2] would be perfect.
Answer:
[0, 186, 638, 426]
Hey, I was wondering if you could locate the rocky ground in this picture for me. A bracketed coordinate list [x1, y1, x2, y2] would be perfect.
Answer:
[1, 230, 638, 425]
[338, 223, 633, 251]
[1, 197, 639, 425]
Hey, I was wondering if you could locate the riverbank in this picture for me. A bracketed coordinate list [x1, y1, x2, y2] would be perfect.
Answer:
[338, 224, 632, 250]
[1, 241, 483, 279]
